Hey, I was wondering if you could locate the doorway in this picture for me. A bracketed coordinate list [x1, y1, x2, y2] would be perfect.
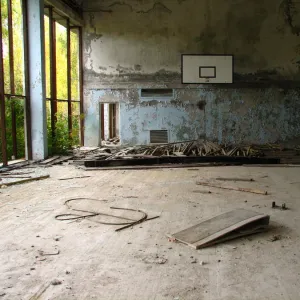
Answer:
[100, 103, 119, 145]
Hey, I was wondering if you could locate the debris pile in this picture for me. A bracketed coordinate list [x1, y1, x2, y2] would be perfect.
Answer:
[74, 140, 268, 162]
[106, 141, 265, 159]
[101, 137, 120, 145]
[35, 140, 300, 166]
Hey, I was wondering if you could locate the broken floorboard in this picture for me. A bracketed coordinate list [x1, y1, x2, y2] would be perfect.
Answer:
[196, 182, 268, 195]
[39, 156, 60, 165]
[167, 209, 270, 249]
[83, 156, 280, 168]
[0, 175, 50, 187]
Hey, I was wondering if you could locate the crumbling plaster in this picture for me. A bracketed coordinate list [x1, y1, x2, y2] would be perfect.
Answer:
[84, 88, 300, 146]
[82, 0, 300, 146]
[83, 0, 300, 87]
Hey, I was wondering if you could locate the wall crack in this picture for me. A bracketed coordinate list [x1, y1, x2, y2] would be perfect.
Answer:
[280, 0, 300, 36]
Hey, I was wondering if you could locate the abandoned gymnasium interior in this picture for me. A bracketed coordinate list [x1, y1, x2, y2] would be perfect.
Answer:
[1, 0, 300, 299]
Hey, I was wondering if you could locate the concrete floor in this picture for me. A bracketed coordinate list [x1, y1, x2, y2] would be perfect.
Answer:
[1, 164, 300, 300]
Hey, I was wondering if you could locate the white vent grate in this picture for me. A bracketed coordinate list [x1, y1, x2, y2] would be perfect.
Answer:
[150, 130, 169, 144]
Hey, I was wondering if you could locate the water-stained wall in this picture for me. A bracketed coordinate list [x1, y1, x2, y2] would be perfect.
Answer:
[82, 0, 300, 146]
[85, 88, 300, 145]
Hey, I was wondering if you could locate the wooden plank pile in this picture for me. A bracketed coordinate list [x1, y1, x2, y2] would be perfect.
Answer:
[39, 140, 300, 166]
[100, 140, 265, 160]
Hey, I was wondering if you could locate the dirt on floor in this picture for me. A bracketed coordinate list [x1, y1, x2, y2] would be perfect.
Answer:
[0, 164, 300, 300]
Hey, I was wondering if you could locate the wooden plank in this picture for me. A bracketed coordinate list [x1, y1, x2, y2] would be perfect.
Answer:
[196, 182, 268, 195]
[215, 177, 255, 182]
[52, 156, 74, 165]
[84, 156, 280, 168]
[167, 209, 269, 249]
[0, 175, 50, 187]
[39, 156, 60, 165]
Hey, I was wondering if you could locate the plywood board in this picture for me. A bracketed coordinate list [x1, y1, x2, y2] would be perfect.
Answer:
[167, 209, 269, 249]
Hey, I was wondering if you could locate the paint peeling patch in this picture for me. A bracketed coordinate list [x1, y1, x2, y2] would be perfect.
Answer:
[137, 3, 172, 14]
[233, 69, 283, 82]
[280, 0, 300, 36]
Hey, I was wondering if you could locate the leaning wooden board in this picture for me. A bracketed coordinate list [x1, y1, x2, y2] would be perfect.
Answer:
[167, 209, 270, 249]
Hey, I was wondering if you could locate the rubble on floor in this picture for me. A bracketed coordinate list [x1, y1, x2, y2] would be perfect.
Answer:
[101, 137, 120, 145]
[0, 165, 50, 187]
[73, 141, 300, 162]
[30, 140, 300, 167]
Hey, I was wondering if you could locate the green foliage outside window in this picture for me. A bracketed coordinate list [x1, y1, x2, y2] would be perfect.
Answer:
[0, 0, 81, 162]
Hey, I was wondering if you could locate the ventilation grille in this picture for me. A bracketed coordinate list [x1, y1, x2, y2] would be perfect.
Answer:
[150, 130, 168, 144]
[141, 89, 173, 98]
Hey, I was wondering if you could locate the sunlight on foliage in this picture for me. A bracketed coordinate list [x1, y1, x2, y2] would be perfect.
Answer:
[0, 1, 82, 161]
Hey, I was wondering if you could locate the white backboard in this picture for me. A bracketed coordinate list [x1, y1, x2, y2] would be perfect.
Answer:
[182, 55, 233, 84]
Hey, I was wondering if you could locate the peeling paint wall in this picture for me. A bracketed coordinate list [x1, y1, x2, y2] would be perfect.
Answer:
[84, 88, 300, 146]
[82, 0, 300, 146]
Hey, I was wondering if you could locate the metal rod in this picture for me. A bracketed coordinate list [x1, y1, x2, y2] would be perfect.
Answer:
[0, 2, 8, 165]
[46, 98, 80, 102]
[78, 26, 84, 146]
[46, 99, 80, 103]
[5, 94, 26, 98]
[22, 0, 32, 160]
[7, 0, 17, 158]
[67, 19, 72, 141]
[49, 7, 57, 148]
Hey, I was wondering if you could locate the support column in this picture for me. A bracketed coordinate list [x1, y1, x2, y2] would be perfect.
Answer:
[26, 0, 48, 159]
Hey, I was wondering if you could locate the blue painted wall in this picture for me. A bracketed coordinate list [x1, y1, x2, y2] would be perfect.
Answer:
[84, 88, 300, 146]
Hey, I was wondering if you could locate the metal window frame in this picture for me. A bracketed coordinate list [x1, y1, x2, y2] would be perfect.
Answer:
[44, 5, 84, 150]
[0, 0, 32, 166]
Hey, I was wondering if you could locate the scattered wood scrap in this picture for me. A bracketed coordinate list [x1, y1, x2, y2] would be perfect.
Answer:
[216, 178, 255, 182]
[70, 140, 290, 168]
[0, 175, 50, 187]
[196, 182, 268, 195]
[167, 209, 270, 249]
[39, 155, 74, 166]
[58, 176, 91, 181]
[39, 156, 60, 165]
[102, 137, 120, 145]
[83, 156, 278, 168]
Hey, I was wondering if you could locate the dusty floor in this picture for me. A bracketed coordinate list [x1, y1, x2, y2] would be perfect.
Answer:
[1, 164, 300, 300]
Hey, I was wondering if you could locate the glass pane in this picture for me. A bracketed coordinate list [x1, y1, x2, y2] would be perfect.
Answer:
[71, 102, 80, 146]
[54, 101, 69, 153]
[12, 0, 24, 95]
[71, 29, 79, 101]
[5, 98, 13, 159]
[46, 100, 52, 154]
[5, 97, 25, 160]
[44, 14, 51, 99]
[14, 98, 25, 158]
[56, 22, 67, 100]
[1, 0, 11, 94]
